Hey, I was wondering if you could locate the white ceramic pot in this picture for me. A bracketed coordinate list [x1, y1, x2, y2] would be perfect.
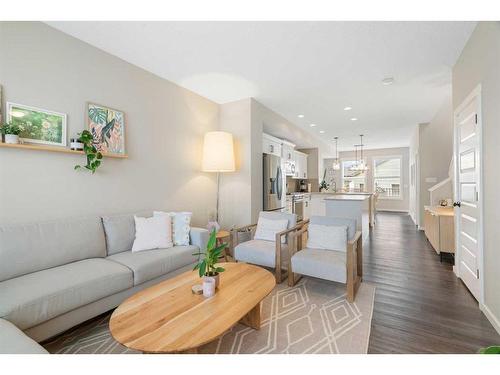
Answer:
[4, 134, 19, 144]
[202, 276, 216, 298]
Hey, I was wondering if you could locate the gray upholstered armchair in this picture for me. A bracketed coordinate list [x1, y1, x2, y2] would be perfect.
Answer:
[231, 211, 301, 283]
[288, 216, 363, 302]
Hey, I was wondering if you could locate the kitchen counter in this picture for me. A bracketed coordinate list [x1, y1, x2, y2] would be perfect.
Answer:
[323, 195, 371, 243]
[324, 194, 371, 201]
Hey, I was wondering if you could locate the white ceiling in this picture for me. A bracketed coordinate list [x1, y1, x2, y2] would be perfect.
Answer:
[47, 21, 476, 152]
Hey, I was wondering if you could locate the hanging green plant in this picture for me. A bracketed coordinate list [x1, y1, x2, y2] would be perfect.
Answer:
[74, 130, 103, 174]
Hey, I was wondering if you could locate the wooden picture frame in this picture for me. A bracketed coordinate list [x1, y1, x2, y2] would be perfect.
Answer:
[86, 102, 126, 156]
[6, 102, 67, 146]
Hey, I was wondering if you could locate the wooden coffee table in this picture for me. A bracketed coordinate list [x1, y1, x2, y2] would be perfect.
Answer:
[109, 262, 275, 353]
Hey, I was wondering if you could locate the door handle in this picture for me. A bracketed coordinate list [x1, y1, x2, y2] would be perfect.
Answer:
[453, 202, 461, 207]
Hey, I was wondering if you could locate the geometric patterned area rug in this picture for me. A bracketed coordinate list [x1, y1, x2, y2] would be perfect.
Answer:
[43, 278, 375, 354]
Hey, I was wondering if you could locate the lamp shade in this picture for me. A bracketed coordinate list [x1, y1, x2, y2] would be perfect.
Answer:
[202, 131, 235, 172]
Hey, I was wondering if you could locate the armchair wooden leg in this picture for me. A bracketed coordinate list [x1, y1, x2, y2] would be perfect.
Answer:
[288, 271, 301, 287]
[357, 236, 363, 280]
[275, 267, 282, 283]
[347, 281, 355, 303]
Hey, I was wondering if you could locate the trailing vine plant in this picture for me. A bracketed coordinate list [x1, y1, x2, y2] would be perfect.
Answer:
[74, 130, 103, 174]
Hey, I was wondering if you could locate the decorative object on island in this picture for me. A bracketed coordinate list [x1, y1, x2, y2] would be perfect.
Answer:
[0, 122, 24, 144]
[332, 136, 341, 170]
[192, 228, 227, 289]
[202, 131, 235, 227]
[87, 102, 126, 156]
[319, 169, 330, 192]
[74, 130, 103, 174]
[6, 102, 67, 146]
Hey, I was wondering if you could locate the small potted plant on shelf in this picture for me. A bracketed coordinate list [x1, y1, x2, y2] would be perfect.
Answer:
[192, 228, 226, 289]
[0, 123, 24, 144]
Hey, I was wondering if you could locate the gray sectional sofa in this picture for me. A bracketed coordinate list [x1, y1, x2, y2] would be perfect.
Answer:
[0, 212, 209, 354]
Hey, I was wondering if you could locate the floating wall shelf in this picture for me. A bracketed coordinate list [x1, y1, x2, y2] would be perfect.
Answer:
[0, 142, 128, 159]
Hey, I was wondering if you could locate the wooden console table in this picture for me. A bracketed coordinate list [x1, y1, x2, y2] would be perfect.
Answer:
[424, 206, 455, 261]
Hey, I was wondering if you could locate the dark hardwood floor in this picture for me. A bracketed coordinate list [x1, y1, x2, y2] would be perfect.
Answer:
[365, 212, 499, 353]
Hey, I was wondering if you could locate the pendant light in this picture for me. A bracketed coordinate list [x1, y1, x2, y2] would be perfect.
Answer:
[352, 134, 368, 172]
[332, 137, 340, 170]
[352, 144, 359, 172]
[357, 134, 368, 171]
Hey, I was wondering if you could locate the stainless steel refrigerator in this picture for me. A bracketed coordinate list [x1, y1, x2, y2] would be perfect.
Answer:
[263, 153, 285, 212]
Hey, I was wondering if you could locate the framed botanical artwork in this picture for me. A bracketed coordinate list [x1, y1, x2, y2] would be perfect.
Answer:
[6, 102, 67, 146]
[86, 103, 126, 155]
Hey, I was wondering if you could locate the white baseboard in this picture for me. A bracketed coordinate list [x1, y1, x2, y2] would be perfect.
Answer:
[480, 303, 500, 335]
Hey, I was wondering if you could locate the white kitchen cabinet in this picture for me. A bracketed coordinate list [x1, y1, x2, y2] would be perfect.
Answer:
[262, 133, 282, 157]
[293, 151, 308, 179]
[281, 142, 295, 162]
[298, 148, 320, 180]
[309, 195, 326, 216]
[282, 141, 296, 177]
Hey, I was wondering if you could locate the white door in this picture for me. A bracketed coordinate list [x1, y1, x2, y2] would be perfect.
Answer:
[454, 85, 483, 302]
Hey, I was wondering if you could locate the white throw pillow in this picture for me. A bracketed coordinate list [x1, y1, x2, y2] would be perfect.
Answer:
[254, 217, 289, 243]
[132, 215, 173, 252]
[154, 211, 192, 246]
[306, 224, 347, 252]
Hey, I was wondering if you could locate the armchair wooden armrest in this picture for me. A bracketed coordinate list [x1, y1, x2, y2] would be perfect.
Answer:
[346, 231, 363, 302]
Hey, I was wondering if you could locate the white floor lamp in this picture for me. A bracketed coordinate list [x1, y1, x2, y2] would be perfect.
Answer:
[202, 131, 235, 229]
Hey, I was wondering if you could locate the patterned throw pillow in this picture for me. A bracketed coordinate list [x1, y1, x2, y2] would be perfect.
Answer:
[154, 211, 192, 246]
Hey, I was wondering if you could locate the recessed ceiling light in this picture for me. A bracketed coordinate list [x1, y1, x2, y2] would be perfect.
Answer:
[319, 130, 325, 134]
[382, 77, 395, 85]
[310, 123, 316, 127]
[344, 106, 352, 111]
[297, 114, 304, 118]
[350, 118, 358, 121]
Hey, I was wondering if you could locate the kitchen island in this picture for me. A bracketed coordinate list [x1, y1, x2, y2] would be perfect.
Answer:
[323, 194, 371, 243]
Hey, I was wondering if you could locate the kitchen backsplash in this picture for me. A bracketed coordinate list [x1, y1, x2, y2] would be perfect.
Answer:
[286, 177, 319, 193]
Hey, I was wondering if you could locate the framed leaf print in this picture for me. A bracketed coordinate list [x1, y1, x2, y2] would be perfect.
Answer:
[86, 103, 126, 155]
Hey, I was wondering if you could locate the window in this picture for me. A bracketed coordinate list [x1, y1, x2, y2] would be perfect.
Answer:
[341, 160, 367, 192]
[373, 157, 402, 199]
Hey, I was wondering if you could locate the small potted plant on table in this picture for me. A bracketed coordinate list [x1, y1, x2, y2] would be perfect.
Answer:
[1, 123, 24, 144]
[193, 228, 226, 289]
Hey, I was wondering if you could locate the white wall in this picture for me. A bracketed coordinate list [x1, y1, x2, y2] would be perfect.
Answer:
[218, 98, 254, 229]
[453, 21, 500, 333]
[327, 147, 410, 212]
[418, 93, 454, 227]
[0, 22, 219, 226]
[408, 124, 420, 225]
[407, 94, 454, 228]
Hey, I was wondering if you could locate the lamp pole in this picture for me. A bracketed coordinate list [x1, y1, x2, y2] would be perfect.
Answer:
[216, 172, 220, 223]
